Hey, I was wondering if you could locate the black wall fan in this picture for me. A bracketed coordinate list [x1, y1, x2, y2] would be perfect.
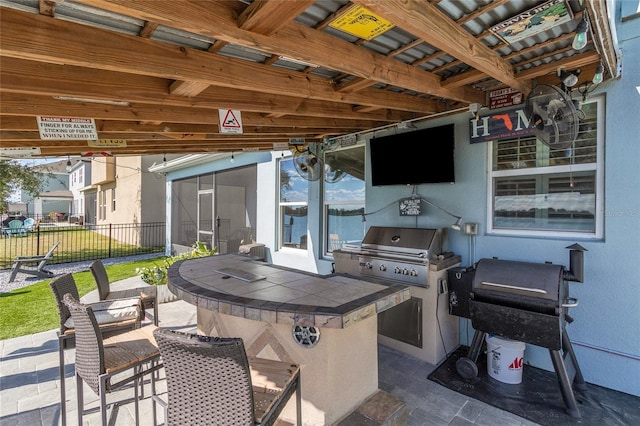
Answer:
[292, 146, 323, 181]
[525, 84, 579, 150]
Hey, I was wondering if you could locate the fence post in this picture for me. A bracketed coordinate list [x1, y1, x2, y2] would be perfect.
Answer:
[36, 225, 41, 256]
[108, 223, 112, 258]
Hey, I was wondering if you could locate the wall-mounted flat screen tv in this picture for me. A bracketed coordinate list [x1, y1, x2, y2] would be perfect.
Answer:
[369, 124, 455, 186]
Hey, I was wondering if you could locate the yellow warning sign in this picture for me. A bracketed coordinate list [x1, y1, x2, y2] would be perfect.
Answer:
[329, 5, 395, 40]
[88, 139, 127, 147]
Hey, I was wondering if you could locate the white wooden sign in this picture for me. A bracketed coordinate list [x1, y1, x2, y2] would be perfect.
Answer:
[218, 109, 243, 134]
[36, 116, 98, 140]
[273, 142, 289, 150]
[0, 147, 41, 158]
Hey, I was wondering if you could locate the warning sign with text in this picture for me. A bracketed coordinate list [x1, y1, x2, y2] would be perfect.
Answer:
[36, 116, 98, 140]
[329, 5, 395, 40]
[218, 109, 243, 134]
[88, 139, 127, 148]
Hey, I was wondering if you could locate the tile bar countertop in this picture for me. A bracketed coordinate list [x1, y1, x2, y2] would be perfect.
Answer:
[167, 254, 411, 329]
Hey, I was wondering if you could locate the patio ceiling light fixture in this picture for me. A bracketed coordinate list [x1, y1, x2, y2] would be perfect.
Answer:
[559, 68, 581, 88]
[577, 64, 605, 102]
[572, 18, 589, 50]
[592, 64, 604, 85]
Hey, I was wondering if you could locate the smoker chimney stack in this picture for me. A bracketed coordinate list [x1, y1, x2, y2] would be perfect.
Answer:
[565, 243, 587, 282]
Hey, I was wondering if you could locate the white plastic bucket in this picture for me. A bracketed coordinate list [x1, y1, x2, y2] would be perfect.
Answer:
[485, 335, 526, 384]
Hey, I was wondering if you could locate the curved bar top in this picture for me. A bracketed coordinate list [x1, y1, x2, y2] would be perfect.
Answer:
[168, 254, 410, 329]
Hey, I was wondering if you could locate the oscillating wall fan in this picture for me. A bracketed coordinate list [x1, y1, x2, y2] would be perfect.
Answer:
[525, 84, 579, 150]
[292, 147, 323, 181]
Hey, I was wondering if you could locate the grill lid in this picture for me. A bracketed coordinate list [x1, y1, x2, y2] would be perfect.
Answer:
[360, 226, 442, 259]
[473, 258, 564, 302]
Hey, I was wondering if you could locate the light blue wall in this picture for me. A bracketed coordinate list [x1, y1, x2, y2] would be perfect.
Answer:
[359, 12, 640, 396]
[250, 55, 639, 394]
[162, 5, 640, 397]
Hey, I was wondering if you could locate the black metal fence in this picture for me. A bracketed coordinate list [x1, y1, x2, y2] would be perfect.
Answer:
[0, 222, 166, 270]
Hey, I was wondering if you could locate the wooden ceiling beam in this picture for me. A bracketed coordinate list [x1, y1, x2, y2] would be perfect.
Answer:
[0, 115, 376, 133]
[352, 0, 531, 96]
[0, 13, 443, 115]
[237, 0, 316, 33]
[515, 51, 601, 80]
[70, 0, 483, 104]
[0, 131, 332, 141]
[24, 147, 275, 156]
[0, 58, 427, 121]
[0, 92, 409, 127]
[170, 0, 314, 98]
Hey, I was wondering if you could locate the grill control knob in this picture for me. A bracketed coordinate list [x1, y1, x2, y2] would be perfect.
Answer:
[402, 268, 409, 275]
[379, 264, 387, 272]
[394, 266, 402, 274]
[410, 269, 418, 277]
[365, 262, 372, 269]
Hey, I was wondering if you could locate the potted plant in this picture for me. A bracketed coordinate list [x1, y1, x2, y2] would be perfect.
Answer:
[136, 241, 216, 303]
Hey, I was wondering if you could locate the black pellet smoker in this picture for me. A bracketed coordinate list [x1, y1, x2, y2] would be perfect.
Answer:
[447, 244, 588, 418]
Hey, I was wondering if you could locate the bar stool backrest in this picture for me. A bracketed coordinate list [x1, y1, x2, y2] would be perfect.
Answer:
[50, 273, 81, 335]
[89, 260, 111, 301]
[153, 328, 255, 426]
[62, 293, 106, 394]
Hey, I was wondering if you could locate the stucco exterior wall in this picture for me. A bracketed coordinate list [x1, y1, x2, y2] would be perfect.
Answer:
[161, 6, 640, 398]
[253, 29, 640, 396]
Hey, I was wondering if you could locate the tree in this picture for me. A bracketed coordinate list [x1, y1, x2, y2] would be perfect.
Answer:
[0, 160, 47, 213]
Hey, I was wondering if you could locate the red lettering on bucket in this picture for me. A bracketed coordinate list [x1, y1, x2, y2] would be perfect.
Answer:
[508, 357, 523, 370]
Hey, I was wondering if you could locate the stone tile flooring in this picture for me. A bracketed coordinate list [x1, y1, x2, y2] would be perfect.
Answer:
[0, 299, 538, 425]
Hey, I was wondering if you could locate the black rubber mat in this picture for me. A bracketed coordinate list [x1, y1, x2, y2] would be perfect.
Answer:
[428, 346, 640, 425]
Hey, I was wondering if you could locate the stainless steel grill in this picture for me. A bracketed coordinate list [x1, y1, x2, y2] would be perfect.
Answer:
[356, 226, 444, 287]
[334, 226, 461, 364]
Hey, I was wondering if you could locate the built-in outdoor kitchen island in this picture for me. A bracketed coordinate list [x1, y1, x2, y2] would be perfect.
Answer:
[167, 253, 411, 425]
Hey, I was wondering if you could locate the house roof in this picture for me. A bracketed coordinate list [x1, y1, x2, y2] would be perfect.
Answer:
[35, 190, 73, 201]
[32, 159, 79, 174]
[0, 0, 618, 157]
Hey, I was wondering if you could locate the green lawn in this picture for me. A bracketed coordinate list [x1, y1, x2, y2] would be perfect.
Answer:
[0, 257, 168, 340]
[0, 227, 164, 269]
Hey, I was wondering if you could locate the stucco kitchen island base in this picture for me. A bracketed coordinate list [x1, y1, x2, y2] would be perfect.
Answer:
[199, 310, 378, 425]
[168, 254, 411, 425]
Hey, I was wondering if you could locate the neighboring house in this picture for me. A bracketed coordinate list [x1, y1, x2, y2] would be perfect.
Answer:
[86, 154, 176, 246]
[21, 159, 75, 219]
[149, 5, 640, 399]
[68, 159, 91, 224]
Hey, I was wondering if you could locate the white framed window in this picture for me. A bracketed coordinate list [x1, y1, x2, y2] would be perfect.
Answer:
[323, 144, 366, 255]
[99, 190, 107, 220]
[487, 96, 604, 239]
[279, 156, 308, 250]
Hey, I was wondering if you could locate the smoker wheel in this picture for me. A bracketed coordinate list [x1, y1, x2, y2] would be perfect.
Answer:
[456, 357, 478, 379]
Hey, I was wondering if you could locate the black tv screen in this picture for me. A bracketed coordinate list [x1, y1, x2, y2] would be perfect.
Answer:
[369, 124, 455, 186]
